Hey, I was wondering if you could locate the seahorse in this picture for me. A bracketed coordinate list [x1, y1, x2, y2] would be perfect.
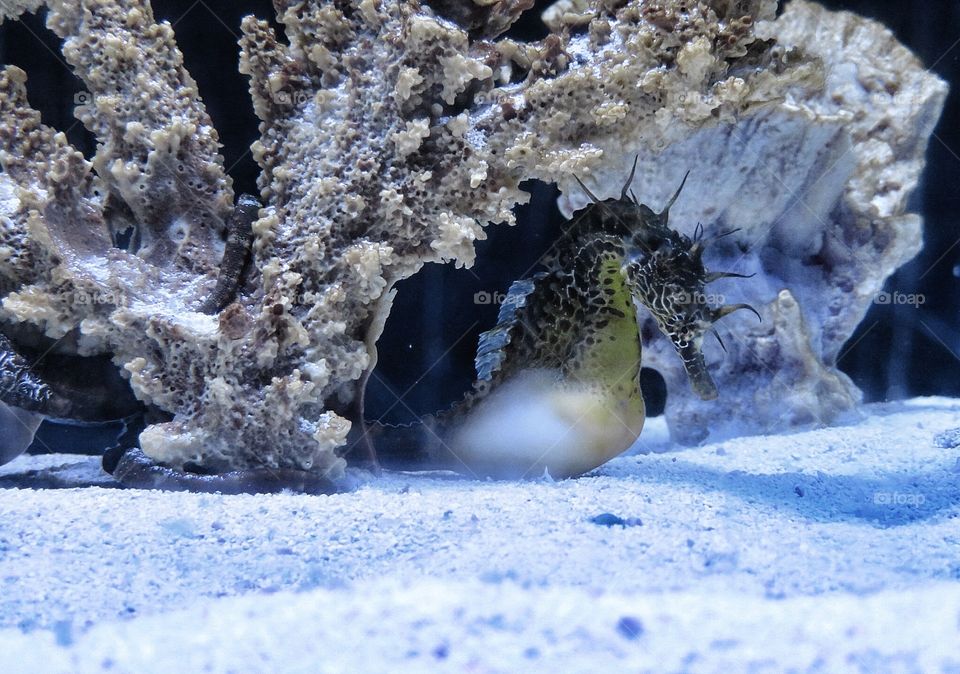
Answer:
[0, 163, 755, 491]
[356, 159, 758, 480]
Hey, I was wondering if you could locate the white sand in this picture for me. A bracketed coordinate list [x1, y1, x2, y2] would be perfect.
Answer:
[0, 398, 959, 672]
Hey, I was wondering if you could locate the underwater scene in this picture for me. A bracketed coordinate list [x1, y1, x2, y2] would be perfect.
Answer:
[0, 0, 958, 671]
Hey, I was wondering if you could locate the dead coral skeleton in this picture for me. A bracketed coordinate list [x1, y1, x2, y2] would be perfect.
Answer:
[0, 0, 946, 482]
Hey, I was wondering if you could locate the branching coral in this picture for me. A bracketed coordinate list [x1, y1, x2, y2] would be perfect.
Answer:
[0, 0, 946, 478]
[1, 0, 261, 471]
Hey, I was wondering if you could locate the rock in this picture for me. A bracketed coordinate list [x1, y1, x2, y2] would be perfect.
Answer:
[590, 513, 643, 527]
[616, 615, 645, 640]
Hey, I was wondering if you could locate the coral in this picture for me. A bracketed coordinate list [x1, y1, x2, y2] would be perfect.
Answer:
[0, 0, 251, 471]
[0, 0, 946, 475]
[0, 1, 43, 20]
[1, 0, 529, 477]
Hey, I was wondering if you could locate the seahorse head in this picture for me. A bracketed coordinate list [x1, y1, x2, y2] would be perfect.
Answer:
[625, 230, 723, 400]
[619, 169, 758, 401]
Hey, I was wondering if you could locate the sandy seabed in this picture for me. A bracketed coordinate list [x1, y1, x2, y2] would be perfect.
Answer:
[0, 398, 958, 673]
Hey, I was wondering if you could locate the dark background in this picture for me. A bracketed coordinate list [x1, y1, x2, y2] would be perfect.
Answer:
[0, 0, 957, 439]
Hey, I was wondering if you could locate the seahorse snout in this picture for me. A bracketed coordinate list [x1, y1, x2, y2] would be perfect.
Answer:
[677, 343, 719, 401]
